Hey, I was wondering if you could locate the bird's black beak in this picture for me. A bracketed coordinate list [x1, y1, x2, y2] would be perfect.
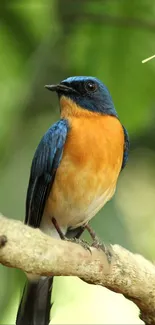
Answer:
[44, 84, 78, 94]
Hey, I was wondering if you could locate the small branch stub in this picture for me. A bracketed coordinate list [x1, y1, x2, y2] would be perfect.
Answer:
[0, 235, 7, 248]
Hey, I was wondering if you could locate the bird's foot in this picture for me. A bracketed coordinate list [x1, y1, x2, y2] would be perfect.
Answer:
[66, 237, 91, 252]
[51, 218, 91, 251]
[91, 239, 112, 263]
[85, 224, 112, 263]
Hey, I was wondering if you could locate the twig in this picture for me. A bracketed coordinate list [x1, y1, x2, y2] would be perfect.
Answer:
[142, 55, 155, 63]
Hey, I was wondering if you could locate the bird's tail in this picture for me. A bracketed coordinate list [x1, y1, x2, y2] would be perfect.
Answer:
[16, 277, 53, 325]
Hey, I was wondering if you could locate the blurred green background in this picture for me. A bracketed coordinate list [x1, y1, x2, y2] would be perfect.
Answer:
[0, 0, 155, 323]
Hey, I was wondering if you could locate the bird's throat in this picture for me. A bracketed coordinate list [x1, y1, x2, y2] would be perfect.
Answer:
[60, 95, 100, 118]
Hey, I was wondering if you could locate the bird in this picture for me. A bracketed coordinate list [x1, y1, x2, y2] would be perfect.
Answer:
[16, 76, 129, 325]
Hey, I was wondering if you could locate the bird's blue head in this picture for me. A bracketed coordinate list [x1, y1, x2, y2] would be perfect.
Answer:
[45, 76, 117, 117]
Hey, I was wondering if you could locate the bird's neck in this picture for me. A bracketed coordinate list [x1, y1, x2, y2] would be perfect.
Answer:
[60, 96, 101, 119]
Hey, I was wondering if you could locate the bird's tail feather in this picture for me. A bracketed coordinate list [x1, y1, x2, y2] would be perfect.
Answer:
[16, 277, 53, 325]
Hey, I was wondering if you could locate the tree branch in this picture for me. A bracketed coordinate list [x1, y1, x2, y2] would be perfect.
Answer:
[0, 214, 155, 324]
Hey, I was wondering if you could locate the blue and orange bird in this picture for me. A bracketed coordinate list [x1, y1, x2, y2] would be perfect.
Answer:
[16, 76, 129, 325]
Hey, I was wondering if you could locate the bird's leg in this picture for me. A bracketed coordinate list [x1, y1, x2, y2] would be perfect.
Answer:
[85, 224, 112, 263]
[66, 226, 85, 239]
[51, 217, 66, 240]
[85, 224, 97, 243]
[51, 217, 90, 251]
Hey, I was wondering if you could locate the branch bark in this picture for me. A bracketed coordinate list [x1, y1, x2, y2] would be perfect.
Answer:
[0, 214, 155, 324]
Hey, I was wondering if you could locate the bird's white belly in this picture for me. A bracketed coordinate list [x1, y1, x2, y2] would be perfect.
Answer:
[69, 185, 116, 228]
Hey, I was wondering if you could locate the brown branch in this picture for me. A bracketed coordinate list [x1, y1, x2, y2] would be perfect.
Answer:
[0, 214, 155, 324]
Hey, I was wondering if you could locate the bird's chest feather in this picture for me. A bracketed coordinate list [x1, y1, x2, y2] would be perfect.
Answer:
[45, 115, 124, 227]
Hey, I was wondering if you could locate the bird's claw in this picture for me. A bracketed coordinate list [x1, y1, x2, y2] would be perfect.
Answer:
[91, 239, 112, 263]
[85, 223, 112, 263]
[52, 218, 112, 262]
[66, 237, 92, 252]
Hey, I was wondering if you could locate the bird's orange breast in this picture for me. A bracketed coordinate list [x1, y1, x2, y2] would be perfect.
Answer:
[44, 102, 124, 229]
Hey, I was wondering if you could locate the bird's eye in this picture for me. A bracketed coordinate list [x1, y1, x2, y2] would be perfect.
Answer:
[85, 81, 97, 92]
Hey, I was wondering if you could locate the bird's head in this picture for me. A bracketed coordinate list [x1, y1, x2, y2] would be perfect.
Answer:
[45, 76, 117, 118]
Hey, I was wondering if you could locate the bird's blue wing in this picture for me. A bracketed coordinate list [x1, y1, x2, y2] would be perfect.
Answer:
[25, 119, 69, 227]
[121, 126, 130, 170]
